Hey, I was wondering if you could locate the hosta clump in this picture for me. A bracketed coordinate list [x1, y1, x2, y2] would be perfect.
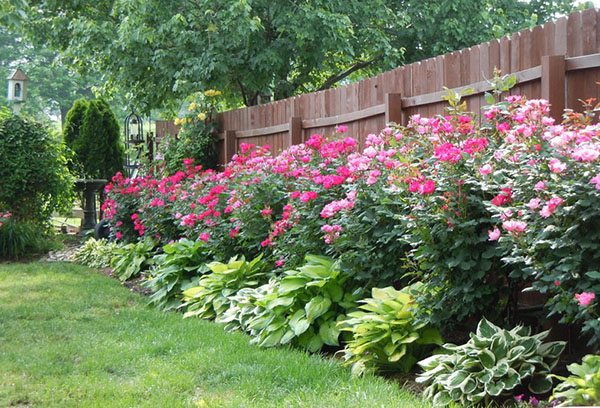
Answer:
[181, 255, 266, 320]
[217, 282, 278, 333]
[338, 283, 442, 376]
[111, 238, 157, 281]
[417, 318, 565, 406]
[552, 354, 600, 406]
[144, 238, 211, 310]
[246, 255, 361, 352]
[73, 238, 120, 269]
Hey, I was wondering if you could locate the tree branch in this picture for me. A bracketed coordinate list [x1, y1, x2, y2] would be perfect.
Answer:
[317, 58, 379, 91]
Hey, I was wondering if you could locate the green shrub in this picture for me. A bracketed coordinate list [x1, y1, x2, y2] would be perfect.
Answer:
[552, 354, 600, 406]
[0, 107, 73, 224]
[158, 91, 220, 174]
[182, 255, 266, 320]
[245, 255, 362, 352]
[72, 237, 119, 268]
[416, 318, 565, 406]
[64, 98, 124, 180]
[144, 238, 211, 311]
[338, 283, 442, 376]
[111, 238, 156, 281]
[0, 217, 57, 259]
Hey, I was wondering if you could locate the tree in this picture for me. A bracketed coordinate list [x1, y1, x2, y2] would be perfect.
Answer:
[64, 98, 124, 180]
[2, 0, 579, 111]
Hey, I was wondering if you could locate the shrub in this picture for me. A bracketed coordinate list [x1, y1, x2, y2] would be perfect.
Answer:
[0, 108, 73, 224]
[182, 255, 266, 319]
[0, 215, 55, 259]
[483, 96, 600, 348]
[244, 255, 362, 351]
[157, 90, 221, 175]
[111, 238, 156, 281]
[552, 354, 600, 406]
[144, 238, 212, 311]
[416, 318, 565, 406]
[64, 98, 124, 180]
[338, 283, 442, 376]
[73, 238, 120, 268]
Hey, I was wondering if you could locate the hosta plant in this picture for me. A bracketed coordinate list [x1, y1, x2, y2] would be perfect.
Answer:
[144, 238, 211, 311]
[73, 238, 119, 269]
[181, 255, 266, 320]
[216, 282, 278, 333]
[111, 237, 157, 281]
[417, 318, 565, 406]
[338, 283, 443, 376]
[552, 354, 600, 406]
[246, 254, 361, 352]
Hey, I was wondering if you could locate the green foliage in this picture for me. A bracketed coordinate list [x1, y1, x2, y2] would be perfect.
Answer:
[338, 283, 442, 376]
[72, 237, 119, 269]
[64, 98, 124, 180]
[111, 238, 156, 281]
[417, 318, 565, 406]
[182, 255, 266, 320]
[158, 92, 220, 174]
[144, 238, 211, 311]
[244, 255, 361, 352]
[552, 354, 600, 406]
[0, 217, 56, 259]
[0, 108, 73, 224]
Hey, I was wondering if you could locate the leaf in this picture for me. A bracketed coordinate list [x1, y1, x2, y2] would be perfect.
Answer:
[318, 321, 340, 346]
[279, 277, 307, 294]
[479, 349, 496, 369]
[528, 374, 553, 394]
[476, 317, 499, 338]
[259, 327, 284, 348]
[305, 296, 332, 323]
[289, 309, 310, 336]
[416, 328, 443, 345]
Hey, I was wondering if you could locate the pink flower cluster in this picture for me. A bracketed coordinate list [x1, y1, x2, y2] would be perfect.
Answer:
[0, 212, 11, 227]
[321, 224, 342, 244]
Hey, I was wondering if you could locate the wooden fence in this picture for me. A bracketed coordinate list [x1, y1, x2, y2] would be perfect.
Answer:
[156, 8, 600, 168]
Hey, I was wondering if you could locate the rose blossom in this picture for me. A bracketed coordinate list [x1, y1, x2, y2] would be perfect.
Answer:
[575, 292, 595, 306]
[479, 164, 493, 176]
[488, 227, 501, 241]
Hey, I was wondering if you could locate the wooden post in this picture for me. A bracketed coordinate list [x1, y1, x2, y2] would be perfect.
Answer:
[385, 93, 403, 125]
[541, 55, 565, 122]
[289, 116, 302, 147]
[224, 130, 237, 162]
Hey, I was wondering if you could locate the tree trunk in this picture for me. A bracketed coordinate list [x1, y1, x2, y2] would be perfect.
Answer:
[60, 105, 70, 130]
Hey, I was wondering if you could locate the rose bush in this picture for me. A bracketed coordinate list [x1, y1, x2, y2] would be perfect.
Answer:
[104, 92, 599, 348]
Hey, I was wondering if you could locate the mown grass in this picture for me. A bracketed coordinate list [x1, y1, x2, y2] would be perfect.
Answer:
[0, 262, 451, 408]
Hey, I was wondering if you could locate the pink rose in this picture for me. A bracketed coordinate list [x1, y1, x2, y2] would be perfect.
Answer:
[575, 292, 595, 306]
[488, 227, 501, 241]
[479, 164, 493, 175]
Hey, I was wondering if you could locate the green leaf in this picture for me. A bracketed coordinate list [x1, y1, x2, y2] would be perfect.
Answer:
[529, 374, 553, 394]
[318, 321, 340, 346]
[305, 296, 332, 323]
[479, 349, 496, 369]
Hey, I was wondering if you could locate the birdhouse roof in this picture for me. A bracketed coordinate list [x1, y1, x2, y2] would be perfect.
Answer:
[7, 69, 29, 81]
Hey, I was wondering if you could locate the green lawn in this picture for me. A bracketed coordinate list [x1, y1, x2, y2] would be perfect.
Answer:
[0, 262, 440, 408]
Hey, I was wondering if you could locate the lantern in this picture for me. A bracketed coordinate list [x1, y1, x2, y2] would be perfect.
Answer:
[123, 107, 144, 177]
[7, 68, 28, 113]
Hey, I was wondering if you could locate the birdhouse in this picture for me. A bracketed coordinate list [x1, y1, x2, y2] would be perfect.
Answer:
[7, 69, 28, 103]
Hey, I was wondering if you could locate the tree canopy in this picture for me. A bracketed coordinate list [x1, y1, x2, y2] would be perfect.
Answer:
[2, 0, 580, 111]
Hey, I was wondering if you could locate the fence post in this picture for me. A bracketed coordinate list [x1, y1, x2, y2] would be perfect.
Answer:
[541, 55, 566, 122]
[289, 116, 303, 147]
[224, 130, 237, 162]
[385, 93, 403, 125]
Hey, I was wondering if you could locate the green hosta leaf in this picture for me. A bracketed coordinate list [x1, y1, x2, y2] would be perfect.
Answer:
[447, 370, 469, 389]
[479, 349, 496, 369]
[289, 309, 310, 336]
[417, 328, 443, 345]
[259, 327, 285, 348]
[529, 374, 554, 394]
[477, 318, 499, 338]
[485, 380, 505, 396]
[318, 320, 340, 346]
[279, 277, 308, 294]
[305, 296, 332, 323]
[389, 345, 407, 362]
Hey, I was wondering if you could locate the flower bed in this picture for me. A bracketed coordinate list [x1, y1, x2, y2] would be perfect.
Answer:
[98, 90, 600, 406]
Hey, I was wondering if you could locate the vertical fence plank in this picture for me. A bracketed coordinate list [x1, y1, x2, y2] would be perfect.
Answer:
[385, 93, 403, 125]
[541, 55, 566, 121]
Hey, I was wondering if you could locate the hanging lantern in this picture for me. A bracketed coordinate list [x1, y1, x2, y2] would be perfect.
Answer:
[123, 107, 145, 177]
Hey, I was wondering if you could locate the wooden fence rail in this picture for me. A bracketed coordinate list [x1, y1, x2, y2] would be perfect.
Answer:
[156, 8, 600, 168]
